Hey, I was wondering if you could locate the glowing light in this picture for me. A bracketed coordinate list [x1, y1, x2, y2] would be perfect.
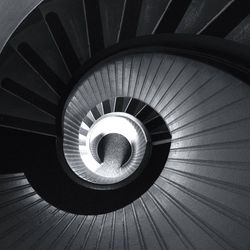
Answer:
[79, 113, 147, 177]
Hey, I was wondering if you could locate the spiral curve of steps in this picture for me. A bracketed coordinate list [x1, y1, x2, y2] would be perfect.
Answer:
[0, 0, 250, 249]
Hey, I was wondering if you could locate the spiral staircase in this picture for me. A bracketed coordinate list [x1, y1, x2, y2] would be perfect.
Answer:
[0, 0, 250, 249]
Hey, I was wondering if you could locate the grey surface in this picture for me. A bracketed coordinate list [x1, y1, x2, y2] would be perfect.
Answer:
[99, 0, 125, 47]
[226, 14, 250, 46]
[0, 0, 43, 54]
[176, 0, 232, 34]
[137, 0, 171, 35]
[98, 134, 132, 170]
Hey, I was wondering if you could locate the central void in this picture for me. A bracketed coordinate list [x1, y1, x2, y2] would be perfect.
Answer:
[66, 112, 150, 185]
